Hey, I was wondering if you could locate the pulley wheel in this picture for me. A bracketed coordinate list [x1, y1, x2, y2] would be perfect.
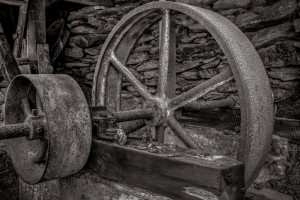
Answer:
[92, 1, 274, 188]
[5, 74, 92, 184]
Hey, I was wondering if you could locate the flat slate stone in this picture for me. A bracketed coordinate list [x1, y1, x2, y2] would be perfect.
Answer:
[268, 67, 300, 81]
[213, 0, 251, 10]
[294, 18, 300, 33]
[252, 23, 295, 48]
[246, 187, 293, 200]
[235, 0, 297, 31]
[136, 61, 159, 72]
[65, 48, 84, 59]
[258, 41, 300, 68]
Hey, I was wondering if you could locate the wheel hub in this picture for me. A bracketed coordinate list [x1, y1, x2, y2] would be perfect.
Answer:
[143, 99, 172, 126]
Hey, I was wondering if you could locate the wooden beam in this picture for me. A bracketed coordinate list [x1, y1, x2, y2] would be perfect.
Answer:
[37, 44, 53, 74]
[13, 0, 28, 58]
[0, 23, 21, 82]
[0, 0, 26, 6]
[90, 140, 245, 200]
[46, 0, 114, 7]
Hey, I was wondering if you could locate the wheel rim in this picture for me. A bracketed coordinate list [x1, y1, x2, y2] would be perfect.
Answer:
[92, 1, 274, 188]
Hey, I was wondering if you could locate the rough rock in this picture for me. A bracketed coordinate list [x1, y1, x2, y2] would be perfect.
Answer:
[252, 23, 295, 48]
[136, 61, 159, 72]
[187, 23, 207, 33]
[144, 70, 158, 79]
[71, 26, 97, 34]
[268, 67, 300, 81]
[64, 62, 90, 68]
[251, 0, 267, 6]
[258, 41, 300, 68]
[213, 0, 251, 10]
[272, 88, 295, 102]
[179, 33, 208, 43]
[172, 14, 196, 27]
[138, 34, 155, 44]
[175, 0, 218, 6]
[68, 5, 106, 21]
[246, 187, 293, 200]
[88, 3, 139, 19]
[145, 78, 157, 86]
[69, 34, 106, 48]
[177, 59, 203, 73]
[235, 0, 297, 30]
[200, 59, 220, 69]
[179, 70, 199, 80]
[177, 42, 218, 55]
[67, 20, 88, 29]
[127, 52, 149, 65]
[135, 45, 153, 52]
[65, 48, 84, 59]
[294, 18, 300, 33]
[269, 78, 300, 90]
[97, 23, 115, 34]
[85, 72, 94, 80]
[84, 48, 100, 56]
[198, 68, 218, 79]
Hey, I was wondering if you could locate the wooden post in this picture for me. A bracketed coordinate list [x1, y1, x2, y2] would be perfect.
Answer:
[13, 0, 28, 58]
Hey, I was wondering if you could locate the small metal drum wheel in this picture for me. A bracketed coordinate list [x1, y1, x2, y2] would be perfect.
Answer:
[92, 1, 274, 188]
[5, 74, 92, 184]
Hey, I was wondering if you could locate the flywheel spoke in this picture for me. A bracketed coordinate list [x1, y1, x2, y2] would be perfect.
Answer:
[183, 97, 235, 111]
[169, 68, 233, 110]
[110, 52, 153, 100]
[167, 116, 202, 150]
[157, 8, 176, 99]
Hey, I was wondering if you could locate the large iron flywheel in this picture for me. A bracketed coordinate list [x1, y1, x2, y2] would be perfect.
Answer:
[92, 1, 274, 188]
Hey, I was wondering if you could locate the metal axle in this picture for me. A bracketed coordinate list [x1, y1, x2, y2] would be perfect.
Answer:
[0, 123, 30, 140]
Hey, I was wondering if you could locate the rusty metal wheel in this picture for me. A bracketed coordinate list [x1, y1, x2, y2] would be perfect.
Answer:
[92, 1, 274, 188]
[5, 74, 92, 184]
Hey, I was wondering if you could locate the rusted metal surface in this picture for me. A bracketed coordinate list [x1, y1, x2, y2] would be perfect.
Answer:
[92, 1, 274, 188]
[0, 123, 30, 139]
[183, 97, 236, 111]
[5, 74, 92, 184]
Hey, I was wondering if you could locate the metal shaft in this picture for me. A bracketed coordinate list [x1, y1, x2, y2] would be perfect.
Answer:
[0, 123, 30, 140]
[114, 108, 154, 122]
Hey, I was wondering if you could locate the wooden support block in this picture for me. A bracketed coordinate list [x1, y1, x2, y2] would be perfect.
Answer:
[90, 140, 245, 200]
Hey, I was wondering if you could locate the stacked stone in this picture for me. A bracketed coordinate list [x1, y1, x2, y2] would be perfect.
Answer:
[60, 3, 141, 87]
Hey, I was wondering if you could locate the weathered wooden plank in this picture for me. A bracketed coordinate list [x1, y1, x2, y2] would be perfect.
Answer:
[27, 0, 46, 59]
[46, 0, 114, 7]
[90, 140, 245, 200]
[0, 0, 26, 6]
[19, 39, 32, 74]
[0, 23, 21, 82]
[37, 44, 53, 74]
[13, 0, 28, 58]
